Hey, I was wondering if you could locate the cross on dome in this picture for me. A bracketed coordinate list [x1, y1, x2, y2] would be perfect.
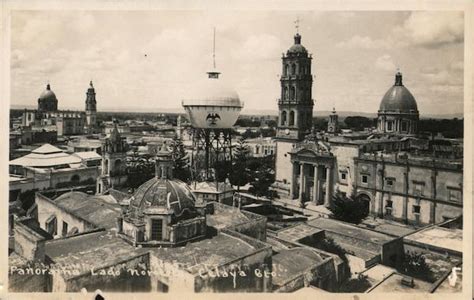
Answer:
[294, 17, 301, 33]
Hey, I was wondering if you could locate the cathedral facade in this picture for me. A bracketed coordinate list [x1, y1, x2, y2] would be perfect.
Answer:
[21, 82, 98, 136]
[285, 69, 463, 226]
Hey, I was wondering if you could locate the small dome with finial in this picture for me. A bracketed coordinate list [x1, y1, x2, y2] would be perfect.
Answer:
[287, 33, 308, 55]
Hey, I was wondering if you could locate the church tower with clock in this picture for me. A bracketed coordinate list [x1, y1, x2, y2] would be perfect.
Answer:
[274, 22, 314, 196]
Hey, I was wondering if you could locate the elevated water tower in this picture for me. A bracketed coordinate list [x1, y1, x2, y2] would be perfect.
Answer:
[182, 29, 244, 181]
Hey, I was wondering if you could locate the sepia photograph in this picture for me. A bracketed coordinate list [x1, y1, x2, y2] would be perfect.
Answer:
[1, 2, 472, 299]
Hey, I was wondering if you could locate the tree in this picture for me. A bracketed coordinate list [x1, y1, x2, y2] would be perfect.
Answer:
[343, 116, 375, 131]
[229, 137, 251, 192]
[338, 274, 372, 293]
[172, 138, 191, 182]
[247, 155, 277, 199]
[328, 191, 369, 224]
[214, 160, 232, 182]
[397, 251, 434, 283]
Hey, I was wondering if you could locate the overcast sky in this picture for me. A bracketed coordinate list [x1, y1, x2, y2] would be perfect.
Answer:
[10, 10, 464, 116]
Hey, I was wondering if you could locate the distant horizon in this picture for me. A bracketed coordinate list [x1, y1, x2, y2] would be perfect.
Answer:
[10, 104, 464, 120]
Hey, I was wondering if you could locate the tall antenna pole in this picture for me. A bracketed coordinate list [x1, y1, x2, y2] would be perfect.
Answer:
[207, 27, 220, 79]
[213, 27, 216, 69]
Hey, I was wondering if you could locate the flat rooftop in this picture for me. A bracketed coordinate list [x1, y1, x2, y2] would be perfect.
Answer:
[45, 230, 147, 279]
[151, 232, 266, 275]
[368, 273, 432, 293]
[359, 218, 418, 237]
[433, 267, 462, 293]
[360, 264, 397, 286]
[307, 218, 395, 245]
[53, 192, 122, 229]
[276, 223, 324, 242]
[272, 248, 327, 288]
[206, 203, 251, 230]
[404, 226, 462, 253]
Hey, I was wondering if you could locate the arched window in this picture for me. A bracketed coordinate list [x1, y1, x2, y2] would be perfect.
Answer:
[115, 159, 122, 171]
[401, 121, 408, 132]
[290, 86, 296, 100]
[291, 64, 296, 75]
[281, 111, 287, 125]
[289, 111, 295, 126]
[284, 87, 289, 100]
[285, 64, 289, 76]
[104, 159, 109, 174]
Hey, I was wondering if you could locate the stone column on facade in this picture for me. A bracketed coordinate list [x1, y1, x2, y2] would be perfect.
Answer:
[289, 163, 295, 199]
[429, 169, 437, 224]
[377, 167, 384, 218]
[402, 167, 409, 223]
[298, 163, 305, 202]
[290, 162, 298, 199]
[324, 166, 331, 207]
[313, 164, 319, 204]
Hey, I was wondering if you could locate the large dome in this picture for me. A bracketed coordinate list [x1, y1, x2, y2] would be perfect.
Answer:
[128, 177, 197, 218]
[379, 72, 418, 113]
[39, 84, 57, 101]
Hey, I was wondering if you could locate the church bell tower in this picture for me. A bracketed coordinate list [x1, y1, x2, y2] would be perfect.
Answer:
[85, 81, 97, 134]
[274, 20, 314, 196]
[97, 122, 128, 194]
[327, 107, 339, 134]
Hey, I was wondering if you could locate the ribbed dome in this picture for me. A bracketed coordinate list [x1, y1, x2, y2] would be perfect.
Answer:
[39, 84, 57, 101]
[287, 34, 308, 55]
[129, 177, 197, 218]
[379, 72, 418, 113]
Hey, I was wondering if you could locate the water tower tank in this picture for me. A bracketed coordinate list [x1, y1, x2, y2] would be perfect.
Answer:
[182, 71, 243, 129]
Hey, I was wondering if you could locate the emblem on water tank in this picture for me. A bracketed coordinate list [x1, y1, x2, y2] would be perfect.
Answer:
[206, 112, 221, 126]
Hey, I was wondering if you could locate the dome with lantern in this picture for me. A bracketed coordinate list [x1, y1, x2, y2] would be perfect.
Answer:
[377, 71, 419, 135]
[118, 144, 207, 247]
[287, 33, 308, 56]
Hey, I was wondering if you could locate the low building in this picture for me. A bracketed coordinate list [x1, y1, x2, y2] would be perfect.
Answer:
[305, 218, 404, 269]
[247, 136, 276, 157]
[272, 247, 337, 292]
[367, 272, 432, 293]
[8, 146, 280, 293]
[71, 151, 102, 167]
[35, 191, 122, 238]
[403, 224, 462, 281]
[67, 137, 103, 154]
[9, 144, 100, 197]
[190, 181, 234, 205]
[206, 202, 267, 241]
